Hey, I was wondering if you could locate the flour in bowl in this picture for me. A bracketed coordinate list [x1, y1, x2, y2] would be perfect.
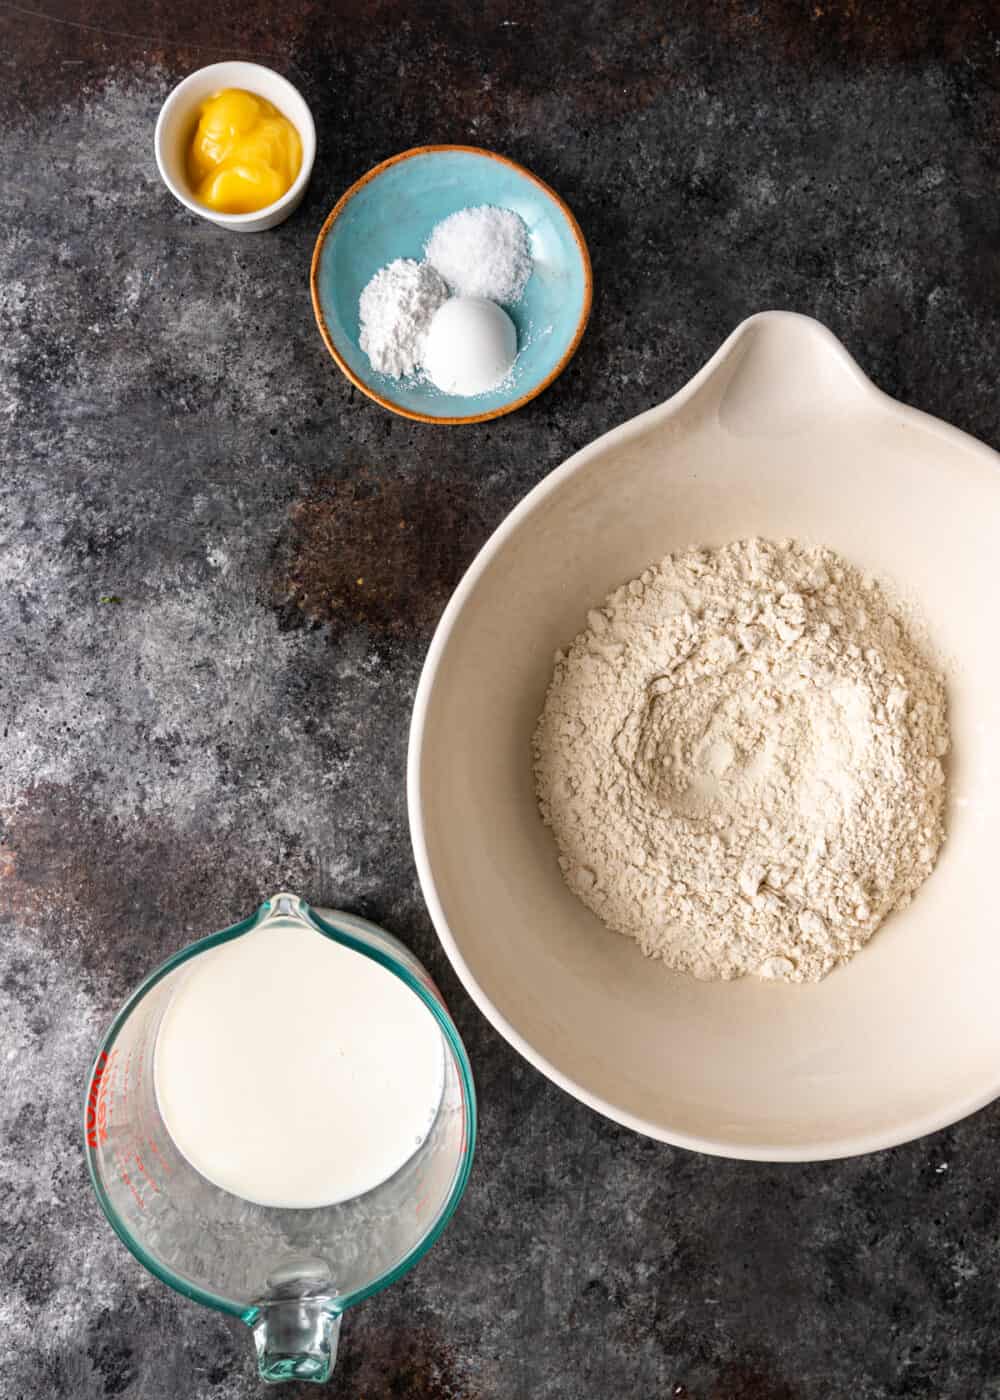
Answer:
[533, 538, 950, 983]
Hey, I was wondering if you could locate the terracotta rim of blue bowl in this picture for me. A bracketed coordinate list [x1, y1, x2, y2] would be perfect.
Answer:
[309, 144, 593, 424]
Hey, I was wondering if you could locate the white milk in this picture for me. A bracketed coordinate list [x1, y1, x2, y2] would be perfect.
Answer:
[154, 922, 445, 1208]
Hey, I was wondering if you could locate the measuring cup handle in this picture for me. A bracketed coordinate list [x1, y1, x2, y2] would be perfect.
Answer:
[251, 1301, 343, 1384]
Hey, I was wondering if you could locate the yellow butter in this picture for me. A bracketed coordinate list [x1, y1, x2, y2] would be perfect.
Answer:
[187, 88, 301, 214]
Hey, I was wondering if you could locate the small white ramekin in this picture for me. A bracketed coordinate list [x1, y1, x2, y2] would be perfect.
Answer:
[154, 62, 316, 233]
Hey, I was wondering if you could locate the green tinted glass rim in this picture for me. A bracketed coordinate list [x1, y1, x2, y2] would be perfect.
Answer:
[83, 897, 477, 1326]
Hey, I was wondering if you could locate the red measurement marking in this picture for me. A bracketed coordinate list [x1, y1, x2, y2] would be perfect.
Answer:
[148, 1136, 173, 1177]
[115, 1152, 145, 1211]
[86, 1051, 111, 1149]
[133, 1151, 160, 1195]
[105, 1056, 119, 1134]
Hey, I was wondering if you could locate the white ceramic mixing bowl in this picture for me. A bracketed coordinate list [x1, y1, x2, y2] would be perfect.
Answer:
[409, 311, 1000, 1162]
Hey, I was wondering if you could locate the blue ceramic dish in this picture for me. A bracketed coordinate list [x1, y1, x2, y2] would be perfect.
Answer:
[310, 146, 592, 423]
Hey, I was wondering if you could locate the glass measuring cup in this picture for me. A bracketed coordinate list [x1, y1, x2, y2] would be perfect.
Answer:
[84, 893, 476, 1384]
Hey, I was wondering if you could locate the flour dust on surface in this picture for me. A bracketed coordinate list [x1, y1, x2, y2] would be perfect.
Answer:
[533, 538, 950, 983]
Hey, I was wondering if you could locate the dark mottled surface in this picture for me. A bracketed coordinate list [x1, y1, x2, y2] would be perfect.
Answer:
[2, 1, 999, 1397]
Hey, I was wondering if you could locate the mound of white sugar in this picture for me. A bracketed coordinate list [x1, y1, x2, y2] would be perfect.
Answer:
[425, 205, 532, 305]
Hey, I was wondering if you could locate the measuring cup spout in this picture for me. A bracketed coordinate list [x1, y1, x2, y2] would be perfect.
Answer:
[251, 1300, 342, 1384]
[256, 892, 315, 930]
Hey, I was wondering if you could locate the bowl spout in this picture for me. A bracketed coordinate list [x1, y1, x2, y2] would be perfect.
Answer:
[710, 311, 872, 436]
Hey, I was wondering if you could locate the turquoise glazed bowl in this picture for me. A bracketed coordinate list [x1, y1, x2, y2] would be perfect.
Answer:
[310, 146, 592, 424]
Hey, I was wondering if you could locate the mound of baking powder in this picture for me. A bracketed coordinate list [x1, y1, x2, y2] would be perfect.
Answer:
[533, 538, 950, 983]
[358, 259, 449, 378]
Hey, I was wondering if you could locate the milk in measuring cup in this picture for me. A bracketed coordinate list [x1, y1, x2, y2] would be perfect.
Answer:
[154, 921, 445, 1208]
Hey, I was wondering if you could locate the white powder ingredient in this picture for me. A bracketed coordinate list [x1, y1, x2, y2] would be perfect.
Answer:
[424, 296, 518, 395]
[358, 259, 449, 378]
[425, 205, 533, 304]
[533, 538, 950, 983]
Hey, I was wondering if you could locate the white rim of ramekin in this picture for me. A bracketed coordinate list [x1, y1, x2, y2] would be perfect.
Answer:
[153, 61, 316, 226]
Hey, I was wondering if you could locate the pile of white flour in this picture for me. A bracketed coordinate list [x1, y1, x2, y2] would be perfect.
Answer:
[533, 539, 950, 983]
